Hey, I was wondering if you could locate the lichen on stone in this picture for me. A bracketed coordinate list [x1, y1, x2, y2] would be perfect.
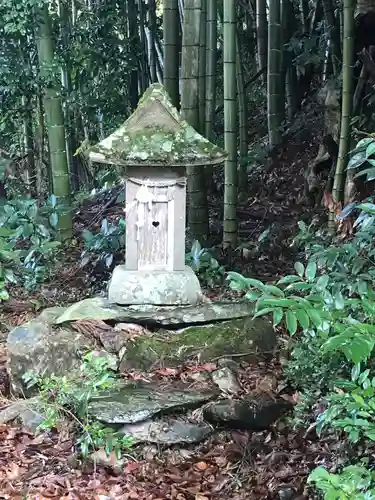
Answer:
[119, 317, 276, 371]
[89, 83, 227, 168]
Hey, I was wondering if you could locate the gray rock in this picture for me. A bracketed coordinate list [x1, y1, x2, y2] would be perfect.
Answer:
[120, 417, 212, 444]
[119, 317, 276, 371]
[211, 367, 241, 394]
[88, 381, 217, 424]
[37, 306, 67, 324]
[108, 266, 203, 306]
[203, 396, 292, 431]
[0, 398, 45, 433]
[7, 320, 96, 396]
[53, 297, 258, 327]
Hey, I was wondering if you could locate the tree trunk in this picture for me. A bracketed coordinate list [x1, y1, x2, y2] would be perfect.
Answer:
[22, 96, 35, 195]
[163, 0, 180, 107]
[300, 0, 310, 32]
[58, 0, 79, 192]
[181, 0, 209, 243]
[322, 0, 342, 75]
[256, 0, 268, 83]
[223, 0, 238, 248]
[331, 0, 355, 218]
[35, 4, 72, 240]
[198, 0, 207, 133]
[148, 0, 158, 82]
[282, 0, 299, 121]
[236, 35, 248, 190]
[205, 0, 217, 140]
[138, 0, 150, 93]
[128, 0, 139, 110]
[267, 0, 283, 149]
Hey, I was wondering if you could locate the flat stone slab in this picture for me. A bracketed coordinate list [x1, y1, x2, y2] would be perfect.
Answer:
[88, 381, 218, 424]
[120, 417, 212, 444]
[108, 266, 203, 306]
[119, 317, 276, 371]
[53, 297, 257, 327]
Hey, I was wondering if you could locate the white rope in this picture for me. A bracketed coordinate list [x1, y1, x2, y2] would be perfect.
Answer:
[124, 177, 185, 240]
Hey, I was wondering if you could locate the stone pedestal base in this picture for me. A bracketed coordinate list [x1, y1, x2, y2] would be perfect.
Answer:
[108, 266, 203, 306]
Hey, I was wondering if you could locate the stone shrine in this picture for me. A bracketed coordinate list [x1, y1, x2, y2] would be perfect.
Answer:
[89, 83, 227, 306]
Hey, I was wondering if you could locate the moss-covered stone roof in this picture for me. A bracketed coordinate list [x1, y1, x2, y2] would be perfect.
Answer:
[88, 83, 227, 167]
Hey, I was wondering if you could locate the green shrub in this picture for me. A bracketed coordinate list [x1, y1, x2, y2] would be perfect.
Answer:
[0, 196, 61, 295]
[226, 193, 375, 495]
[186, 240, 225, 286]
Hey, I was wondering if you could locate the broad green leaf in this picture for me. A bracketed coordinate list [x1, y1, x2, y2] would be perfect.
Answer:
[354, 167, 375, 179]
[351, 393, 365, 405]
[49, 194, 57, 208]
[307, 308, 323, 327]
[4, 269, 16, 283]
[285, 310, 297, 335]
[263, 285, 285, 297]
[37, 224, 50, 238]
[305, 261, 317, 281]
[365, 430, 375, 441]
[23, 223, 34, 238]
[357, 280, 368, 296]
[357, 203, 375, 215]
[253, 307, 274, 318]
[308, 467, 332, 483]
[258, 298, 297, 307]
[49, 213, 59, 228]
[343, 338, 374, 364]
[273, 308, 283, 326]
[351, 363, 361, 382]
[294, 262, 304, 277]
[338, 202, 357, 220]
[285, 282, 313, 291]
[0, 228, 14, 237]
[356, 137, 374, 149]
[334, 291, 345, 310]
[347, 151, 366, 169]
[191, 240, 202, 256]
[366, 141, 375, 158]
[245, 277, 266, 290]
[27, 203, 38, 219]
[358, 368, 370, 385]
[277, 275, 301, 285]
[316, 275, 329, 291]
[295, 308, 310, 330]
[245, 290, 261, 301]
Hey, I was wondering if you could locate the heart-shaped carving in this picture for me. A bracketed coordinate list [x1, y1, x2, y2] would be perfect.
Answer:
[152, 221, 160, 228]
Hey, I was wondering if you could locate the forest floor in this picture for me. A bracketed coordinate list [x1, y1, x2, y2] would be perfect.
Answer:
[0, 106, 331, 499]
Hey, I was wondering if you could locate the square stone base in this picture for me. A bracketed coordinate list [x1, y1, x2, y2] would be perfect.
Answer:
[108, 266, 203, 306]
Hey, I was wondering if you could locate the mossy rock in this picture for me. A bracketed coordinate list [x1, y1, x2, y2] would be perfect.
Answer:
[119, 317, 276, 371]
